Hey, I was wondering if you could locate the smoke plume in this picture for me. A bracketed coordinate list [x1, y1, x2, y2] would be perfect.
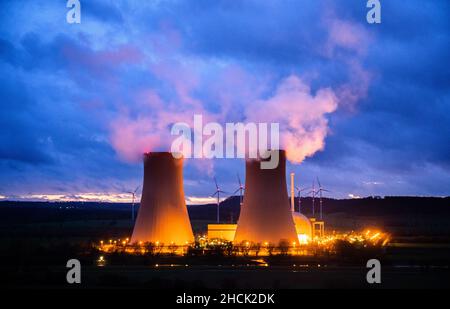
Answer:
[108, 17, 370, 166]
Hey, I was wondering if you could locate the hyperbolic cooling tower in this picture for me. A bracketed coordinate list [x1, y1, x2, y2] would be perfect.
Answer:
[234, 150, 299, 244]
[131, 152, 194, 245]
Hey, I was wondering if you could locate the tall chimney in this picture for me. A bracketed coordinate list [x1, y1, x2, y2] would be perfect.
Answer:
[290, 172, 295, 212]
[131, 152, 194, 245]
[234, 150, 298, 244]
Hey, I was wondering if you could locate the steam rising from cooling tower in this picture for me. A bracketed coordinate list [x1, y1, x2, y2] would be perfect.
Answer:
[131, 152, 194, 244]
[234, 150, 298, 244]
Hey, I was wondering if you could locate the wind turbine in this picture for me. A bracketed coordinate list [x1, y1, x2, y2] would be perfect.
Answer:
[233, 174, 245, 207]
[307, 181, 317, 218]
[129, 186, 140, 222]
[316, 177, 330, 220]
[295, 186, 308, 214]
[211, 177, 227, 223]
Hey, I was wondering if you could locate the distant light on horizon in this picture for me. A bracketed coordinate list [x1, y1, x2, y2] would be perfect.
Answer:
[185, 196, 226, 205]
[0, 193, 138, 203]
[348, 193, 362, 199]
[0, 193, 226, 204]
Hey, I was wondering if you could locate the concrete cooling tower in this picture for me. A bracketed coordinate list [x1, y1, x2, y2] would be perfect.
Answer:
[234, 150, 299, 244]
[131, 152, 194, 245]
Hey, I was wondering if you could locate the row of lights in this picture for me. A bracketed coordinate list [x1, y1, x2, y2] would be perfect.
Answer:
[97, 229, 389, 254]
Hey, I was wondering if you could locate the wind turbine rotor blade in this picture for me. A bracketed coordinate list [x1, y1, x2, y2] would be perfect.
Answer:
[214, 177, 219, 189]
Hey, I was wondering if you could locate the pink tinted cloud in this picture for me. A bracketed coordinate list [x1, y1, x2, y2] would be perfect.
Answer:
[337, 59, 372, 110]
[106, 17, 371, 167]
[109, 86, 219, 162]
[246, 75, 338, 163]
[321, 14, 372, 110]
[323, 16, 370, 57]
[110, 116, 162, 162]
[110, 72, 340, 166]
[150, 58, 202, 107]
[208, 65, 269, 120]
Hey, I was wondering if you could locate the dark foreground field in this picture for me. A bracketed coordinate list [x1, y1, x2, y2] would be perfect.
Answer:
[0, 197, 449, 289]
[4, 264, 450, 289]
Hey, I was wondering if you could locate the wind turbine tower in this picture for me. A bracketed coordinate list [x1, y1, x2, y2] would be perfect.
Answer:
[233, 174, 245, 207]
[212, 177, 227, 223]
[308, 181, 317, 218]
[129, 186, 140, 222]
[317, 177, 330, 220]
[295, 186, 308, 214]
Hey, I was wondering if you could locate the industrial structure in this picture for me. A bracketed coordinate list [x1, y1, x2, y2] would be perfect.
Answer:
[310, 218, 325, 238]
[292, 212, 313, 242]
[207, 224, 237, 241]
[290, 172, 313, 241]
[234, 150, 298, 244]
[130, 152, 194, 245]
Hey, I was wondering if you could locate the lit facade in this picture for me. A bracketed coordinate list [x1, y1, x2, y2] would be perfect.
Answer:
[292, 212, 313, 240]
[207, 224, 237, 241]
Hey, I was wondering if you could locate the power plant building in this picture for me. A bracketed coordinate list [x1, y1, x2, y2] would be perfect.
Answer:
[207, 224, 237, 241]
[292, 212, 313, 242]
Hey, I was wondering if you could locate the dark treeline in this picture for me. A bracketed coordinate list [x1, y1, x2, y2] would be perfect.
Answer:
[188, 196, 450, 222]
[0, 196, 448, 224]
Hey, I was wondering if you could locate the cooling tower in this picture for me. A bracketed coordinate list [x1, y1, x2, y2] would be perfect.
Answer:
[131, 152, 194, 245]
[234, 150, 298, 244]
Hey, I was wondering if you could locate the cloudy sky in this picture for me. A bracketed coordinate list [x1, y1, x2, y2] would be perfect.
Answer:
[0, 0, 449, 202]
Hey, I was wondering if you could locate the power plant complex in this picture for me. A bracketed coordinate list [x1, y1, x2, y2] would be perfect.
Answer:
[131, 150, 319, 246]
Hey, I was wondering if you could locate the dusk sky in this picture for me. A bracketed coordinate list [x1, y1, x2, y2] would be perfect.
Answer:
[0, 0, 449, 202]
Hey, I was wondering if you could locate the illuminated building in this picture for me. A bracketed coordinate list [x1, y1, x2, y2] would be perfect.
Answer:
[130, 152, 194, 245]
[207, 224, 237, 241]
[292, 212, 312, 241]
[289, 171, 313, 242]
[310, 218, 325, 238]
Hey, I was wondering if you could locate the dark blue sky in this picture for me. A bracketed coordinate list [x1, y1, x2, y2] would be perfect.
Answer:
[0, 0, 449, 202]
